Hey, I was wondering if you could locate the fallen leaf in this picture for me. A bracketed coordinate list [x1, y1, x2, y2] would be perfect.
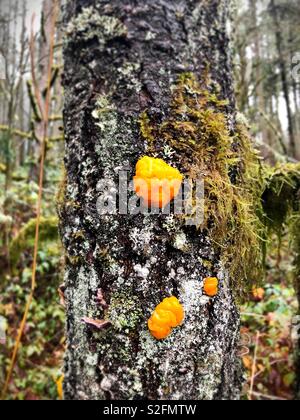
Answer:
[81, 317, 112, 330]
[243, 356, 252, 370]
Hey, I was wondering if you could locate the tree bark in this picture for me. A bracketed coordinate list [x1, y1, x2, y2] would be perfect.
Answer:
[61, 0, 243, 400]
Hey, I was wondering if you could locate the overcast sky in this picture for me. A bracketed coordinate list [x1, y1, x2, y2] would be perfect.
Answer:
[0, 0, 42, 37]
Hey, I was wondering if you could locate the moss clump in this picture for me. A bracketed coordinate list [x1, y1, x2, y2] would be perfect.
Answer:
[65, 7, 127, 46]
[262, 163, 300, 234]
[139, 111, 155, 146]
[56, 167, 67, 218]
[10, 216, 59, 267]
[139, 73, 265, 296]
[107, 292, 143, 333]
[262, 163, 300, 278]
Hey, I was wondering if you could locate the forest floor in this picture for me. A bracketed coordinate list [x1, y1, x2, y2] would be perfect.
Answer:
[241, 234, 298, 400]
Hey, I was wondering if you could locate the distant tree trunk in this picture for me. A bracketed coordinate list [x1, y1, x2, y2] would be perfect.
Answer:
[269, 0, 296, 158]
[249, 0, 269, 147]
[235, 36, 250, 112]
[29, 0, 56, 182]
[61, 0, 244, 400]
[288, 25, 300, 160]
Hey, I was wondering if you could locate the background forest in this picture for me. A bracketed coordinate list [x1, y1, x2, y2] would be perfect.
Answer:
[0, 0, 299, 400]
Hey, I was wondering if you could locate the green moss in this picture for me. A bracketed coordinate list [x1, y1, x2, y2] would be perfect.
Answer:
[56, 167, 82, 217]
[262, 163, 300, 234]
[56, 168, 67, 217]
[72, 230, 85, 240]
[139, 73, 265, 296]
[262, 163, 300, 283]
[139, 111, 155, 149]
[65, 254, 81, 266]
[10, 216, 59, 267]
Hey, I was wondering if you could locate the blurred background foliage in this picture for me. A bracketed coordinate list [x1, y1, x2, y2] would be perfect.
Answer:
[0, 0, 300, 400]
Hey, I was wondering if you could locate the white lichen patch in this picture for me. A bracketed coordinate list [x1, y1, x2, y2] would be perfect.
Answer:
[129, 224, 154, 253]
[172, 231, 189, 252]
[199, 295, 210, 305]
[85, 354, 99, 378]
[179, 279, 203, 314]
[133, 263, 150, 279]
[113, 366, 143, 399]
[66, 182, 79, 201]
[137, 330, 161, 369]
[163, 144, 176, 158]
[145, 31, 156, 41]
[81, 157, 96, 179]
[177, 266, 185, 275]
[109, 258, 124, 277]
[117, 62, 142, 93]
[162, 214, 177, 233]
[92, 96, 118, 135]
[66, 7, 127, 46]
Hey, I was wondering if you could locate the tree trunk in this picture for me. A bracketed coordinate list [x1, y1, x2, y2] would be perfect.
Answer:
[249, 0, 269, 148]
[269, 0, 296, 158]
[61, 0, 243, 400]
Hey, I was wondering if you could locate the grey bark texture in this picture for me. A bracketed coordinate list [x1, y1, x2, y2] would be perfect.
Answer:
[60, 0, 243, 400]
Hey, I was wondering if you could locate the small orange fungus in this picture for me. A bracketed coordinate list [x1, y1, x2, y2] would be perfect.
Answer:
[148, 296, 184, 340]
[133, 156, 183, 208]
[252, 286, 265, 301]
[203, 277, 219, 297]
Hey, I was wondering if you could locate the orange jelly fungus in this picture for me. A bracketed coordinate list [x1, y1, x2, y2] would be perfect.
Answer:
[252, 286, 265, 301]
[203, 277, 219, 297]
[133, 156, 183, 208]
[148, 296, 184, 340]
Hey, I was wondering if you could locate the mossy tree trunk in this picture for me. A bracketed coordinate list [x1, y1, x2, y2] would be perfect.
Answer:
[60, 0, 244, 400]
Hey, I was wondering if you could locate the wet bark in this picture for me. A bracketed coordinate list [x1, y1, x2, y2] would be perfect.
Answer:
[61, 0, 243, 400]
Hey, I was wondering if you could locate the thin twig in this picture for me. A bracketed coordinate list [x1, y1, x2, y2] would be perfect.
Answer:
[251, 391, 287, 401]
[29, 14, 45, 122]
[241, 312, 267, 319]
[248, 331, 260, 401]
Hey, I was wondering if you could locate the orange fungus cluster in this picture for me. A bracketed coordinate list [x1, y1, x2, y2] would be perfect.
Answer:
[148, 296, 184, 340]
[133, 156, 183, 208]
[203, 277, 219, 297]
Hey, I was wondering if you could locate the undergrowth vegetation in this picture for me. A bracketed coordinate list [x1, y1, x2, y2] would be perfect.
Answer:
[0, 170, 65, 400]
